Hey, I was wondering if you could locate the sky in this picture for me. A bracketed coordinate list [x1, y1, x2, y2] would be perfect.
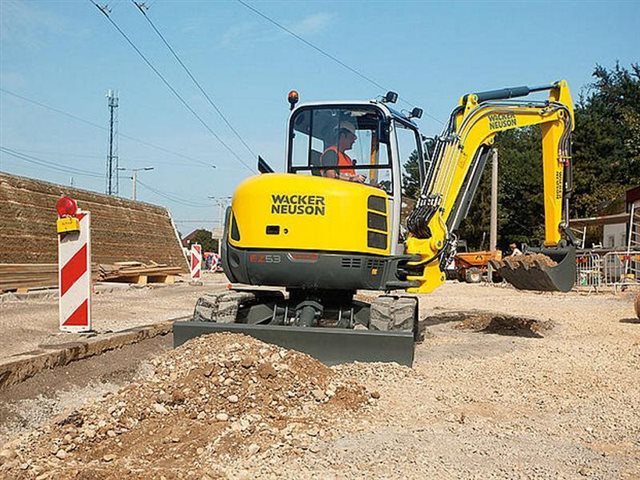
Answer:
[1, 0, 638, 233]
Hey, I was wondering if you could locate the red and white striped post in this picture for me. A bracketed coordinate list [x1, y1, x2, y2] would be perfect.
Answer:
[56, 197, 92, 332]
[190, 243, 202, 283]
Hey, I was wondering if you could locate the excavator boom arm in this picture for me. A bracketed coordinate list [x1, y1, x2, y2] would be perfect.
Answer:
[405, 80, 575, 293]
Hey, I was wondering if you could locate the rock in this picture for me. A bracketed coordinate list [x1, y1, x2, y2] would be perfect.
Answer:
[311, 389, 326, 401]
[55, 449, 67, 460]
[0, 449, 17, 461]
[257, 362, 277, 379]
[197, 412, 206, 420]
[215, 413, 229, 422]
[370, 391, 381, 399]
[196, 447, 204, 455]
[247, 443, 261, 455]
[240, 356, 256, 368]
[228, 394, 239, 403]
[153, 403, 169, 415]
[171, 389, 186, 404]
[103, 454, 116, 462]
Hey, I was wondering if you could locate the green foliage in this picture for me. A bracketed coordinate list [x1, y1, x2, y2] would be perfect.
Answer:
[402, 150, 421, 199]
[187, 229, 219, 253]
[572, 62, 640, 216]
[402, 138, 436, 200]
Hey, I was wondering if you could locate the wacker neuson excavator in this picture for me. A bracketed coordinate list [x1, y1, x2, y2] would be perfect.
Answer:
[174, 81, 577, 365]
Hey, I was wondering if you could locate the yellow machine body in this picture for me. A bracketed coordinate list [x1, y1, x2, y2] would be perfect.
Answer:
[230, 173, 391, 256]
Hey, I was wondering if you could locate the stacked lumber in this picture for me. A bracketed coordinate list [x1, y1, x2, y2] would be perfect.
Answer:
[0, 264, 58, 292]
[98, 261, 182, 285]
[0, 264, 98, 292]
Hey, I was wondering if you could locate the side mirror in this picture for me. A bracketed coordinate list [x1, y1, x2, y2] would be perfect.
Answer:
[258, 156, 274, 174]
[384, 91, 398, 104]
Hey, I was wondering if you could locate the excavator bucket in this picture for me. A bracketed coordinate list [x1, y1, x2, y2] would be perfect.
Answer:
[489, 246, 576, 292]
[173, 290, 418, 366]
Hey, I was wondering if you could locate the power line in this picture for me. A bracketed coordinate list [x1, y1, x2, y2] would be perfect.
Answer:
[5, 148, 103, 159]
[236, 0, 444, 126]
[89, 0, 256, 173]
[135, 179, 212, 207]
[0, 87, 215, 169]
[0, 146, 104, 178]
[133, 1, 258, 160]
[1, 146, 215, 210]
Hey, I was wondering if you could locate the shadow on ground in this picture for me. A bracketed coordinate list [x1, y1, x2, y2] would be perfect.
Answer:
[619, 317, 640, 324]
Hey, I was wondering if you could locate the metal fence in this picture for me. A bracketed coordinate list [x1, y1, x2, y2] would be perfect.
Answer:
[575, 253, 602, 290]
[602, 251, 640, 287]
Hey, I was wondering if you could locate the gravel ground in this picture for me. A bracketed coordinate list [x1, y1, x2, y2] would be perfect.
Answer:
[1, 281, 639, 479]
[0, 273, 228, 361]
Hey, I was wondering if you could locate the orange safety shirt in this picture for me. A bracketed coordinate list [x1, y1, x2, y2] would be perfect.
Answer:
[320, 145, 356, 176]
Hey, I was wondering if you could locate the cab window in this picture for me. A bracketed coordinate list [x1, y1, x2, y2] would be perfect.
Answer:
[289, 106, 393, 194]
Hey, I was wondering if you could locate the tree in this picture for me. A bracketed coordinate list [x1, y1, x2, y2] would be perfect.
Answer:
[572, 62, 640, 217]
[186, 229, 219, 253]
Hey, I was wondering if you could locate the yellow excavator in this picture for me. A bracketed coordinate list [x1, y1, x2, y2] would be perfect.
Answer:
[174, 81, 576, 365]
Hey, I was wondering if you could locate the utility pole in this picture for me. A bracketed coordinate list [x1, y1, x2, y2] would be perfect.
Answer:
[490, 148, 498, 252]
[105, 90, 119, 195]
[488, 148, 499, 283]
[118, 167, 154, 201]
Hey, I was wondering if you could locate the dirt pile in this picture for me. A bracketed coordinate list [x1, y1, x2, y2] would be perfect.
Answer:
[0, 333, 369, 479]
[506, 253, 558, 268]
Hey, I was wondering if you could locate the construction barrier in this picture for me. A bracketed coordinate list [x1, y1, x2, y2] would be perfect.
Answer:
[58, 209, 92, 332]
[575, 253, 602, 290]
[603, 251, 640, 287]
[190, 243, 202, 282]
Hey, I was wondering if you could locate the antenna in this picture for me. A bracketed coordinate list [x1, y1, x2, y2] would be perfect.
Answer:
[105, 89, 119, 195]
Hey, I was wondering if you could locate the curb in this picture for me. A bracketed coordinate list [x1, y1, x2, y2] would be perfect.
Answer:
[0, 318, 187, 391]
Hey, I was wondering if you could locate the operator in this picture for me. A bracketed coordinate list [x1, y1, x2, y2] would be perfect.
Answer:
[509, 243, 523, 256]
[320, 121, 366, 183]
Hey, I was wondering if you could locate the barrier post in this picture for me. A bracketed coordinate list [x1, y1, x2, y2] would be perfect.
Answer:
[190, 243, 202, 285]
[56, 197, 92, 332]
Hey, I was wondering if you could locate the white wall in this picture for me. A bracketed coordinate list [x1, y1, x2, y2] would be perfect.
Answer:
[603, 223, 626, 248]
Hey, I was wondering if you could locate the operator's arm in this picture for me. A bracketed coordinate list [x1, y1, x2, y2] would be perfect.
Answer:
[320, 151, 365, 182]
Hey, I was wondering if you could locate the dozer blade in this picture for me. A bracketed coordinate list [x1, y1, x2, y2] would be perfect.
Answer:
[489, 246, 576, 292]
[173, 289, 417, 366]
[173, 321, 415, 366]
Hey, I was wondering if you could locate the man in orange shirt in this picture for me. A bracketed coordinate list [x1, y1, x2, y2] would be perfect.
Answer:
[320, 121, 366, 183]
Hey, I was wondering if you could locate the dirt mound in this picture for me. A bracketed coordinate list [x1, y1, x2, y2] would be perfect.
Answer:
[506, 253, 558, 268]
[0, 333, 369, 479]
